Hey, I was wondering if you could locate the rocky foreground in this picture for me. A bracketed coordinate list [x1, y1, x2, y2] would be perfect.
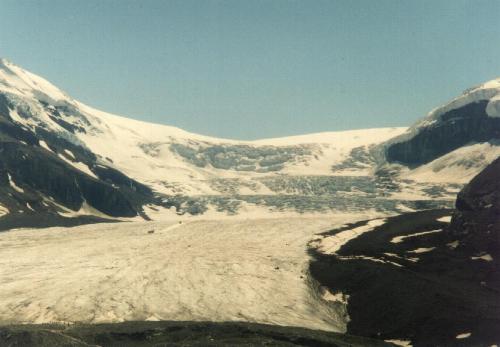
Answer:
[0, 321, 393, 347]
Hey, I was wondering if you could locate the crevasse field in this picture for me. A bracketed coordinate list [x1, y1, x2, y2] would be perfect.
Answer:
[0, 215, 376, 332]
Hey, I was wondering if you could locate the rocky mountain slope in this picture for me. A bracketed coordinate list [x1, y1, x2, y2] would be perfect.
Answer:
[308, 156, 500, 346]
[0, 58, 499, 224]
[384, 77, 500, 183]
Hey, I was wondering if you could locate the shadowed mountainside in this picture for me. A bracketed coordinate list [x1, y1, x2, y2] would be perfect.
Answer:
[308, 156, 500, 346]
[386, 101, 500, 166]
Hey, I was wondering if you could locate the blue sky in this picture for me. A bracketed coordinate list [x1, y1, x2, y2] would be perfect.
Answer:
[1, 0, 499, 139]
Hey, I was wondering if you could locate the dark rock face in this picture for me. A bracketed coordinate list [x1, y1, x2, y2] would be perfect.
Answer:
[0, 141, 140, 217]
[0, 321, 393, 347]
[0, 93, 154, 220]
[449, 156, 500, 289]
[386, 101, 500, 166]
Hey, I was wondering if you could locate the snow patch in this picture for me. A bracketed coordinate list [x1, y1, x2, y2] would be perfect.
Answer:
[385, 339, 413, 347]
[7, 173, 24, 193]
[145, 315, 161, 322]
[338, 254, 403, 267]
[39, 140, 53, 153]
[396, 203, 416, 213]
[437, 216, 452, 223]
[455, 332, 471, 339]
[390, 229, 442, 244]
[0, 204, 9, 217]
[320, 287, 349, 305]
[406, 257, 420, 263]
[58, 200, 112, 219]
[471, 254, 493, 262]
[57, 154, 98, 179]
[316, 219, 386, 255]
[407, 247, 435, 254]
[64, 149, 76, 159]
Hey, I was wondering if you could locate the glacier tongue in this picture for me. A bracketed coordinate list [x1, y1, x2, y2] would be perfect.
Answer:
[0, 217, 354, 331]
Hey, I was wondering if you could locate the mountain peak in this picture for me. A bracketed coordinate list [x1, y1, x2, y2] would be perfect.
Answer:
[428, 76, 500, 121]
[0, 58, 69, 103]
[0, 57, 14, 66]
[475, 77, 500, 91]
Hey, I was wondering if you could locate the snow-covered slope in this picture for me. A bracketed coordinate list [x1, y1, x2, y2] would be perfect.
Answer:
[74, 107, 405, 195]
[0, 58, 406, 196]
[0, 58, 423, 221]
[0, 58, 497, 221]
[388, 77, 500, 145]
[419, 77, 500, 128]
[383, 76, 500, 184]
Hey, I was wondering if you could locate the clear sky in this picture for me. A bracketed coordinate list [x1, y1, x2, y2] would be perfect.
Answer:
[1, 0, 499, 140]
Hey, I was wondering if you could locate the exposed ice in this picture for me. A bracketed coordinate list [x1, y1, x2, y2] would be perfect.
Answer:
[0, 217, 354, 332]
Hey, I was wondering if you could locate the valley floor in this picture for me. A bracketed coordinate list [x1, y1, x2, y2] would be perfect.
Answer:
[0, 215, 377, 332]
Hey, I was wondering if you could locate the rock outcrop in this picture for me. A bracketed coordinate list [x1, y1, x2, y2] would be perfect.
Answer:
[0, 91, 154, 218]
[449, 156, 500, 289]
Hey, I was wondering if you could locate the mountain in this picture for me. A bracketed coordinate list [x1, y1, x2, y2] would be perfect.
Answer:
[384, 78, 500, 183]
[1, 59, 499, 346]
[0, 58, 499, 225]
[308, 156, 500, 346]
